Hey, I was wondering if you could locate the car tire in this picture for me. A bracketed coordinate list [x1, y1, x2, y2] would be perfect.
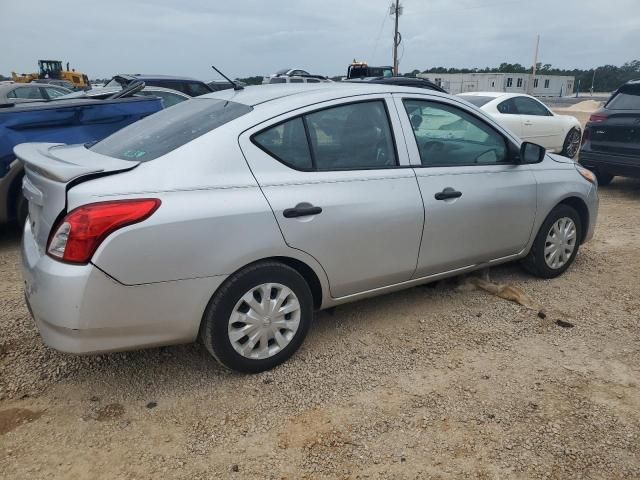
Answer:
[521, 204, 582, 279]
[15, 191, 28, 228]
[594, 171, 614, 186]
[561, 128, 581, 159]
[200, 261, 313, 373]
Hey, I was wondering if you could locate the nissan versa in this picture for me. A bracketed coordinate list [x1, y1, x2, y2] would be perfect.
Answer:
[19, 84, 599, 372]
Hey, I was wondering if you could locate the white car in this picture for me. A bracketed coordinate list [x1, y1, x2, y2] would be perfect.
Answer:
[458, 92, 582, 158]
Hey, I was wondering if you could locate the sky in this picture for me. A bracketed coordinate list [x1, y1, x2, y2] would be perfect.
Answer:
[2, 0, 639, 80]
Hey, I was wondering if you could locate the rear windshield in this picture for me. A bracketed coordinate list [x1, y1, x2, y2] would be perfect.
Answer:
[91, 98, 252, 161]
[606, 88, 640, 110]
[458, 95, 495, 107]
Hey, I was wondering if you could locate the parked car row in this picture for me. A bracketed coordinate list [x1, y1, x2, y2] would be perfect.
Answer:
[0, 74, 212, 225]
[18, 83, 599, 373]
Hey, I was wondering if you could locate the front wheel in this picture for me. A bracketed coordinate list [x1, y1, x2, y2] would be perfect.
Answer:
[522, 204, 582, 279]
[200, 261, 313, 373]
[561, 128, 581, 159]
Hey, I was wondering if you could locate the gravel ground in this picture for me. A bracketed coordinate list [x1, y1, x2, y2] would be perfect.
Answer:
[1, 179, 639, 479]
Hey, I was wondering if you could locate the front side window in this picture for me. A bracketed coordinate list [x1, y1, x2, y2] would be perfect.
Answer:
[252, 100, 397, 171]
[44, 87, 66, 99]
[91, 99, 252, 161]
[513, 96, 550, 116]
[289, 78, 304, 84]
[403, 99, 508, 167]
[269, 77, 286, 84]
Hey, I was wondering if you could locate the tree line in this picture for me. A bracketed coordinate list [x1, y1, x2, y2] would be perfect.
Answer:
[409, 60, 640, 92]
[3, 59, 637, 92]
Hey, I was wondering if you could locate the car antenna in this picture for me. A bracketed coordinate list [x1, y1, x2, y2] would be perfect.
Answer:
[211, 65, 243, 91]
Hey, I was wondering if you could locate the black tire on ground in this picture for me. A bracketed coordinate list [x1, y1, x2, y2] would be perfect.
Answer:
[594, 171, 614, 186]
[15, 191, 28, 228]
[200, 261, 313, 373]
[521, 204, 582, 279]
[560, 127, 581, 158]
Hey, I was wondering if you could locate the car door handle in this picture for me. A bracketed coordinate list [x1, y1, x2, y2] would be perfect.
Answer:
[283, 203, 323, 218]
[434, 188, 462, 201]
[523, 121, 534, 126]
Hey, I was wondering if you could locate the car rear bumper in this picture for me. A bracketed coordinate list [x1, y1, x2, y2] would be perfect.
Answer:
[22, 221, 226, 354]
[579, 150, 640, 178]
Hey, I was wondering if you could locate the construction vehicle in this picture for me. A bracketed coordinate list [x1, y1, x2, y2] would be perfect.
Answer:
[11, 60, 90, 89]
[346, 60, 393, 80]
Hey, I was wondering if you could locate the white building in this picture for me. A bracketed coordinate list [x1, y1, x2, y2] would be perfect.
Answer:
[417, 72, 575, 97]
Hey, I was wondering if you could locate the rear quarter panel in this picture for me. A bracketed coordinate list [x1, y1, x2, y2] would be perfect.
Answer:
[69, 125, 330, 292]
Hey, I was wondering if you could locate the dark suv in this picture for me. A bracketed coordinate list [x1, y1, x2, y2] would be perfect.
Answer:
[580, 80, 640, 185]
[105, 74, 213, 97]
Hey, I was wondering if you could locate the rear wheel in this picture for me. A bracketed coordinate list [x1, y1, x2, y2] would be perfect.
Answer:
[200, 261, 313, 373]
[522, 204, 582, 279]
[561, 128, 581, 158]
[594, 170, 614, 186]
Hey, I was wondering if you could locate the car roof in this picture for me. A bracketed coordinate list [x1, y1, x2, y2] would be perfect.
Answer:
[131, 74, 205, 82]
[458, 92, 535, 101]
[200, 83, 451, 107]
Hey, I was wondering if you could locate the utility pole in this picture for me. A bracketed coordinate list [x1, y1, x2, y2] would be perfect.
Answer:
[391, 1, 403, 75]
[590, 68, 597, 96]
[529, 34, 540, 95]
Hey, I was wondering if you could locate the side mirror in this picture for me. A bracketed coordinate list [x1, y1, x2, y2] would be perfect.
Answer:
[519, 142, 546, 164]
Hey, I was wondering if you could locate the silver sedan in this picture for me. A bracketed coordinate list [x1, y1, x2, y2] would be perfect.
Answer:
[18, 83, 599, 372]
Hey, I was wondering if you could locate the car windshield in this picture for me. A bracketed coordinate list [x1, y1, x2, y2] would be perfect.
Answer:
[458, 95, 496, 107]
[91, 98, 252, 161]
[606, 87, 640, 110]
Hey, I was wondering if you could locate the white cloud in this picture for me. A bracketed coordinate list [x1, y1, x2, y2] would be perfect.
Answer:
[1, 0, 638, 80]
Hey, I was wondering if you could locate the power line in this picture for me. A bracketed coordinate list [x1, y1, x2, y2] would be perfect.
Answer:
[371, 6, 389, 63]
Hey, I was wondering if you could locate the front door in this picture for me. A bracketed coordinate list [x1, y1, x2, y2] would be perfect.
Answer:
[395, 95, 537, 277]
[512, 96, 562, 150]
[240, 97, 424, 298]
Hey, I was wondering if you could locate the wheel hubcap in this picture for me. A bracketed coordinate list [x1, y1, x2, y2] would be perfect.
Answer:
[228, 283, 301, 360]
[544, 217, 577, 269]
[566, 130, 581, 158]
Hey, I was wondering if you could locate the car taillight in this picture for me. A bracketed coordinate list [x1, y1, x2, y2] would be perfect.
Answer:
[581, 128, 589, 145]
[47, 199, 161, 264]
[588, 113, 607, 123]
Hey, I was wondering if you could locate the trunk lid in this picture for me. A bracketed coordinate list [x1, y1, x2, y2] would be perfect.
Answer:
[15, 142, 139, 249]
[588, 111, 640, 157]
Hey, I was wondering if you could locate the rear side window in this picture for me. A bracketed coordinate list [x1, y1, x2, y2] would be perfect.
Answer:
[252, 100, 397, 171]
[458, 95, 495, 108]
[91, 99, 252, 161]
[607, 89, 640, 110]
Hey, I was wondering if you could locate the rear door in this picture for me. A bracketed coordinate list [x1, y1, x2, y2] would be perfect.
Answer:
[512, 96, 562, 150]
[240, 96, 424, 298]
[395, 95, 537, 277]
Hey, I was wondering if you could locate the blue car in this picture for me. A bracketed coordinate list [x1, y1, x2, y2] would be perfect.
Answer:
[0, 80, 163, 225]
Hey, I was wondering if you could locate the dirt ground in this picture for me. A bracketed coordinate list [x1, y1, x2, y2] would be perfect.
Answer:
[1, 178, 639, 479]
